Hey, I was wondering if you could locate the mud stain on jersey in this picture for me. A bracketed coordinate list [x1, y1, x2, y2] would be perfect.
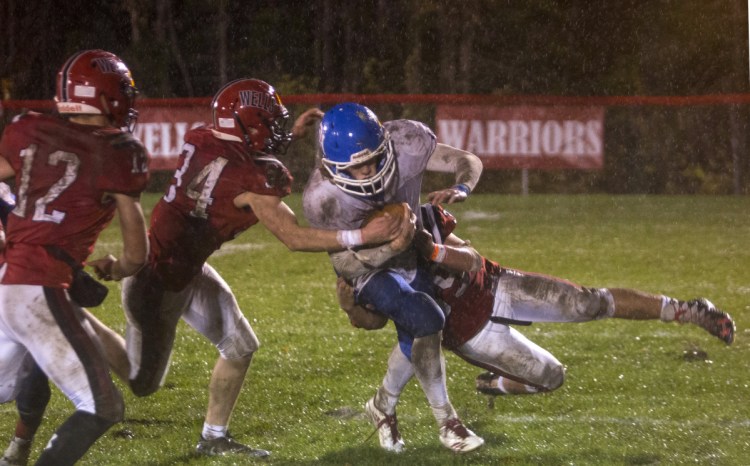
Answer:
[319, 197, 339, 223]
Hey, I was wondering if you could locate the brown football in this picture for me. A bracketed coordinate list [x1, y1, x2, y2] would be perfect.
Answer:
[362, 202, 409, 226]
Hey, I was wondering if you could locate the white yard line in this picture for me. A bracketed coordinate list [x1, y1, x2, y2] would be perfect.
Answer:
[462, 210, 502, 221]
[487, 414, 750, 427]
[211, 243, 267, 257]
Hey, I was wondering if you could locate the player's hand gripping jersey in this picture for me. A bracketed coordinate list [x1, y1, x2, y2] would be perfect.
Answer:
[0, 112, 149, 287]
[148, 126, 292, 291]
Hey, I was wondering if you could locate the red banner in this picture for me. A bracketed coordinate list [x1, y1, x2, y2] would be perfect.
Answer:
[436, 105, 604, 170]
[132, 106, 209, 170]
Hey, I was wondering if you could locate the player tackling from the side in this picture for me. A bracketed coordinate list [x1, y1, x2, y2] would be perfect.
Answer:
[113, 79, 403, 458]
[0, 79, 405, 464]
[336, 202, 736, 400]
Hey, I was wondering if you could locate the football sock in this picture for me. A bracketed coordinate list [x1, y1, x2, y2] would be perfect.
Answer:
[374, 386, 400, 416]
[504, 377, 541, 394]
[522, 383, 540, 394]
[379, 345, 414, 414]
[35, 411, 114, 466]
[16, 362, 51, 440]
[411, 334, 459, 426]
[431, 403, 458, 425]
[659, 296, 679, 322]
[494, 376, 510, 394]
[201, 423, 227, 440]
[9, 436, 31, 448]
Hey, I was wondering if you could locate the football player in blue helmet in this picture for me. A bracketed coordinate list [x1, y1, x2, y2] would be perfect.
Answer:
[303, 103, 486, 453]
[318, 103, 397, 197]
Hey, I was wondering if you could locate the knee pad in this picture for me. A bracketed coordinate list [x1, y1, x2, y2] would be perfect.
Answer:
[35, 411, 118, 466]
[16, 364, 51, 428]
[543, 361, 566, 391]
[405, 292, 445, 338]
[96, 387, 125, 424]
[217, 317, 259, 360]
[359, 271, 444, 338]
[577, 287, 615, 320]
[127, 318, 178, 397]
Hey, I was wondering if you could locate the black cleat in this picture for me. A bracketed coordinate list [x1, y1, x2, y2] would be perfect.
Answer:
[196, 434, 270, 458]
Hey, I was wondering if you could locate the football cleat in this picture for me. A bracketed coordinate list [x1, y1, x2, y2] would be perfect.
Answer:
[680, 298, 736, 345]
[0, 437, 31, 466]
[195, 434, 270, 458]
[475, 372, 504, 396]
[438, 418, 484, 453]
[364, 397, 405, 453]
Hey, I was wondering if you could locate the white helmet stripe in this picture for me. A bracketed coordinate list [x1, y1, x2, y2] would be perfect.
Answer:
[59, 50, 87, 102]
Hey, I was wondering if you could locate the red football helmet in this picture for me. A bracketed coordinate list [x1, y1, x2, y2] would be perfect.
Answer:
[211, 78, 291, 153]
[55, 49, 139, 131]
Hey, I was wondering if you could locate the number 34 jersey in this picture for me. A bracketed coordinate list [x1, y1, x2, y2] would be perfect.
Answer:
[0, 112, 150, 287]
[148, 126, 292, 291]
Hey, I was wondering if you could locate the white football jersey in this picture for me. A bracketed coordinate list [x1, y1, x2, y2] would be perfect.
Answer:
[302, 119, 437, 287]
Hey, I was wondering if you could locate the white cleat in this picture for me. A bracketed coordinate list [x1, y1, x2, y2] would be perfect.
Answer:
[438, 418, 484, 453]
[681, 298, 736, 345]
[364, 397, 405, 453]
[0, 437, 31, 466]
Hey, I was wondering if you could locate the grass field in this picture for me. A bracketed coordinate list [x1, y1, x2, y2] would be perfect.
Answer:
[2, 194, 748, 465]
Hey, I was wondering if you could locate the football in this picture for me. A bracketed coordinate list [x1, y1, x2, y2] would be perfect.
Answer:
[362, 202, 410, 226]
[362, 202, 414, 251]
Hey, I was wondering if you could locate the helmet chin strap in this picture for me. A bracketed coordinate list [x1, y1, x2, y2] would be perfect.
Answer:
[99, 94, 118, 128]
[67, 114, 109, 127]
[233, 111, 256, 149]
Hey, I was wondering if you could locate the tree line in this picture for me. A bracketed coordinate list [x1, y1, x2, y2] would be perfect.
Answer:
[1, 0, 747, 194]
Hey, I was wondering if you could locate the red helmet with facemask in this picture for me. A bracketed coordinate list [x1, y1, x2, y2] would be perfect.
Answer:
[211, 78, 292, 154]
[55, 49, 139, 131]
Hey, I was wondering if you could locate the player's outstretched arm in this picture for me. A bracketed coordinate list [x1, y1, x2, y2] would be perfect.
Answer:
[239, 192, 403, 252]
[414, 229, 483, 273]
[89, 194, 148, 281]
[291, 108, 324, 140]
[426, 143, 483, 205]
[81, 309, 130, 382]
[0, 155, 15, 181]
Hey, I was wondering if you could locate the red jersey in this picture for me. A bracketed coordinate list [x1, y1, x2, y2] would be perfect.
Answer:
[436, 258, 498, 350]
[148, 127, 292, 291]
[0, 112, 150, 287]
[420, 203, 494, 349]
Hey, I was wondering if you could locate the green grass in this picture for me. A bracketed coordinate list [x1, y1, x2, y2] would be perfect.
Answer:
[2, 194, 749, 465]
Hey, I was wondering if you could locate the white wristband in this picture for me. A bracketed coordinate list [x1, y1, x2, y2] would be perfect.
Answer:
[431, 244, 447, 263]
[337, 229, 364, 248]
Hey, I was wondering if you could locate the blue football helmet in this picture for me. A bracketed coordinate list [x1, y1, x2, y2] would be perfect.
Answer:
[319, 103, 396, 197]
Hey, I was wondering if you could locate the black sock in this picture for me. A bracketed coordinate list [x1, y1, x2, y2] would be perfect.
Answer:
[34, 411, 115, 466]
[15, 363, 51, 439]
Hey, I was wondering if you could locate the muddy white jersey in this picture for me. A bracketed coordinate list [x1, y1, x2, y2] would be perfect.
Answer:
[302, 119, 437, 287]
